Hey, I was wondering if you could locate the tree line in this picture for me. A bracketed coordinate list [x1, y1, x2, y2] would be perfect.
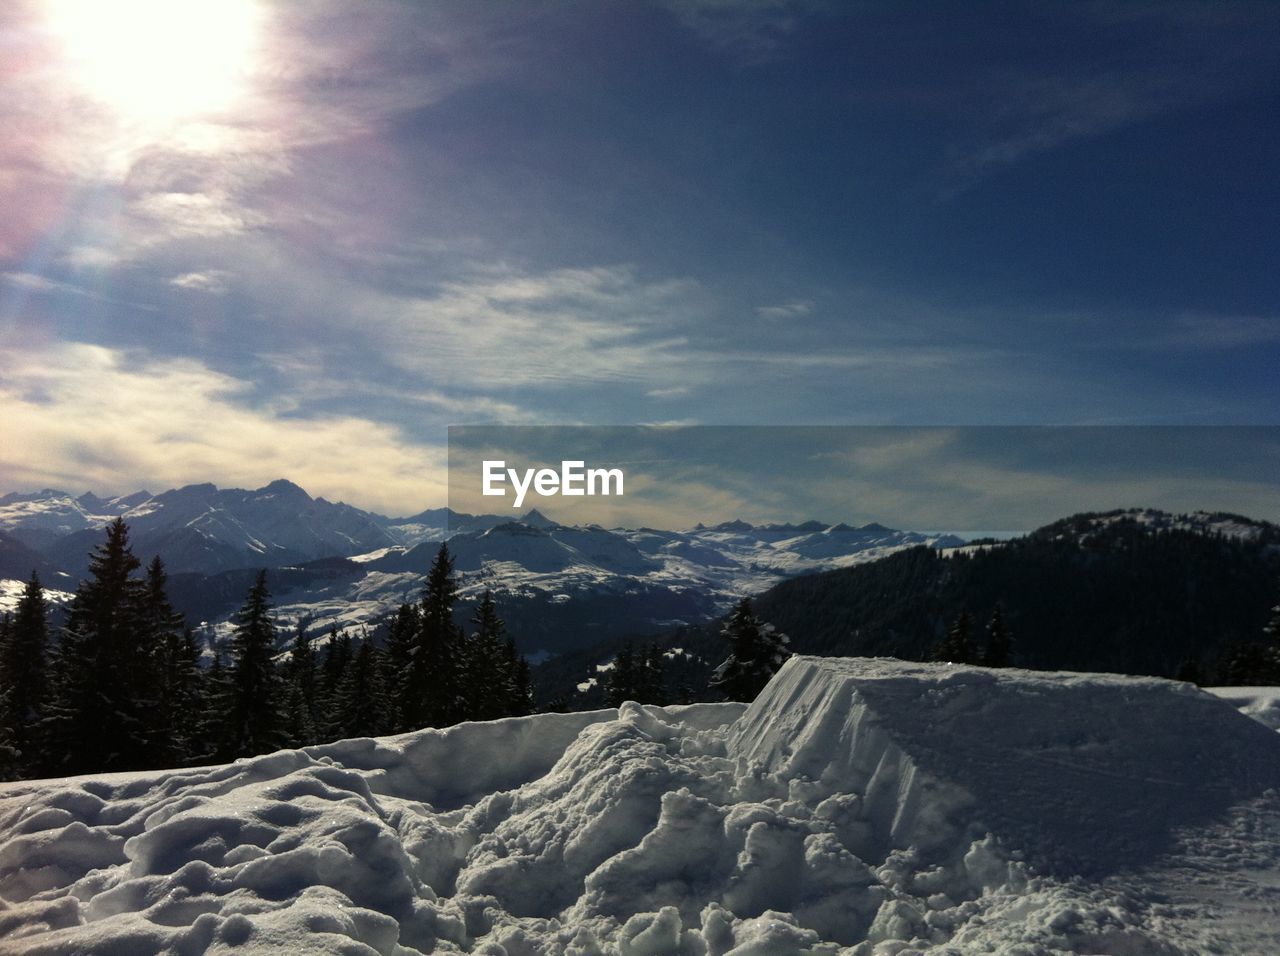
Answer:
[928, 605, 1015, 667]
[0, 519, 532, 781]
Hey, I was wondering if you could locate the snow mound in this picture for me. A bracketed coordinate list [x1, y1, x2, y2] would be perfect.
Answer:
[734, 658, 1280, 877]
[2, 661, 1279, 954]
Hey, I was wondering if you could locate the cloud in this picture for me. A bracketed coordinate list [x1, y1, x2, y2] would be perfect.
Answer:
[2, 271, 57, 292]
[169, 270, 233, 294]
[0, 342, 446, 514]
[755, 299, 813, 319]
[1161, 313, 1280, 349]
[646, 385, 693, 399]
[661, 0, 835, 64]
[366, 265, 710, 391]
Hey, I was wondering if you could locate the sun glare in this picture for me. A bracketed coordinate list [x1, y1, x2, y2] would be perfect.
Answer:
[45, 0, 261, 130]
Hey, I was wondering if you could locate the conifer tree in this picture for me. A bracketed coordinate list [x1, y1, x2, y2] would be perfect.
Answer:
[144, 557, 196, 764]
[193, 649, 231, 763]
[382, 603, 419, 732]
[283, 620, 317, 747]
[709, 598, 791, 702]
[0, 615, 15, 777]
[606, 642, 639, 706]
[336, 637, 383, 738]
[637, 644, 666, 704]
[467, 591, 510, 721]
[983, 604, 1014, 668]
[404, 544, 461, 728]
[42, 519, 153, 774]
[1264, 581, 1280, 678]
[317, 627, 352, 739]
[0, 574, 49, 778]
[504, 637, 534, 717]
[933, 609, 976, 664]
[223, 570, 284, 759]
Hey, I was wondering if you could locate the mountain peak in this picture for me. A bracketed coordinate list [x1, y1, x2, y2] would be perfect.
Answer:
[259, 478, 312, 500]
[520, 508, 557, 529]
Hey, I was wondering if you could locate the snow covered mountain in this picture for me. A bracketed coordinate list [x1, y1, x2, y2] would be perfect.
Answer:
[0, 480, 966, 654]
[2, 657, 1278, 953]
[0, 481, 453, 577]
[190, 515, 966, 655]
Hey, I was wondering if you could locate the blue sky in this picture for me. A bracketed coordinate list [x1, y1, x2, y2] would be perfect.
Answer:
[2, 1, 1278, 515]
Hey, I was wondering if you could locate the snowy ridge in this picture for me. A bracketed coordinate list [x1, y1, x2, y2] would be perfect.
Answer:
[4, 658, 1280, 953]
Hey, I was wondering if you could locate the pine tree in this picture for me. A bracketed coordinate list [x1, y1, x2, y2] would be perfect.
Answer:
[982, 604, 1014, 668]
[144, 557, 197, 765]
[0, 615, 16, 777]
[404, 544, 462, 728]
[606, 642, 639, 706]
[1263, 581, 1280, 681]
[41, 519, 154, 774]
[382, 603, 419, 732]
[0, 574, 49, 778]
[223, 570, 285, 759]
[709, 598, 791, 702]
[504, 637, 534, 717]
[283, 620, 317, 747]
[637, 644, 666, 704]
[317, 627, 352, 739]
[466, 591, 510, 721]
[933, 609, 976, 664]
[336, 638, 383, 738]
[193, 649, 231, 763]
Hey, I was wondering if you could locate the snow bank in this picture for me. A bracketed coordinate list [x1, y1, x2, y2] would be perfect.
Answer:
[1208, 686, 1280, 731]
[2, 660, 1278, 954]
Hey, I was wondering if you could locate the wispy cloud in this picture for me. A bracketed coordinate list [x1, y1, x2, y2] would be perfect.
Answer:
[169, 270, 233, 294]
[755, 299, 813, 320]
[1160, 313, 1280, 349]
[367, 265, 709, 390]
[661, 0, 833, 64]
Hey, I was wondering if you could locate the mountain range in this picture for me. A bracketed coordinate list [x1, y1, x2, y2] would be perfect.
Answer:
[0, 480, 967, 656]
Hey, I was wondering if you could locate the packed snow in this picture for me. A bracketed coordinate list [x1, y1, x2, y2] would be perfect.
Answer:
[2, 658, 1279, 954]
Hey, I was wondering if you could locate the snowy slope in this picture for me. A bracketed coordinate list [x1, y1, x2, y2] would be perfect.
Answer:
[3, 658, 1278, 954]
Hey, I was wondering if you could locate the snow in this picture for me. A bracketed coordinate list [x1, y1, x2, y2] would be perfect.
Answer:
[2, 659, 1279, 953]
[0, 579, 74, 614]
[1208, 686, 1280, 731]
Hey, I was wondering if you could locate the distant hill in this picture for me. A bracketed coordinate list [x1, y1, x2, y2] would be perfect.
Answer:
[533, 509, 1280, 706]
[752, 510, 1279, 678]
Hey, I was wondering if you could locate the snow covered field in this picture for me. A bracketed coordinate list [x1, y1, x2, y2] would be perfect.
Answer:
[2, 658, 1279, 954]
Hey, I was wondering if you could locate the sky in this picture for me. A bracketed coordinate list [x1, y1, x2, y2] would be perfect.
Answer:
[2, 1, 1278, 517]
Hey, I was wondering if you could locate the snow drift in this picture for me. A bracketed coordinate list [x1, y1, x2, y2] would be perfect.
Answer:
[2, 657, 1279, 954]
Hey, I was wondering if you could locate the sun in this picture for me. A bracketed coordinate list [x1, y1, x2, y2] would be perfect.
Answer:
[44, 0, 262, 131]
